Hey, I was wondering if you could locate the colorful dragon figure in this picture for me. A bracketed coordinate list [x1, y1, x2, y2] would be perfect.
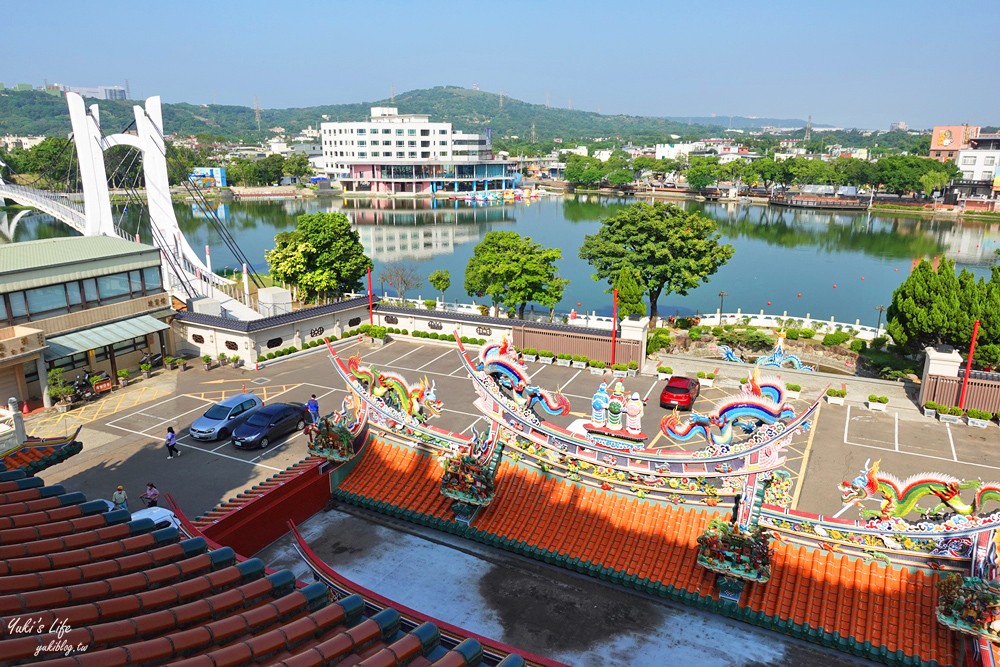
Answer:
[660, 371, 793, 445]
[347, 355, 442, 421]
[840, 459, 1000, 519]
[477, 336, 570, 416]
[716, 333, 814, 371]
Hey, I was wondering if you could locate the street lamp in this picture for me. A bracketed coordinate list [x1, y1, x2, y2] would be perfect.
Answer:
[875, 304, 886, 337]
[718, 290, 728, 317]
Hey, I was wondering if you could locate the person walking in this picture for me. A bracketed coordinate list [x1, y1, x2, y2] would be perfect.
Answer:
[112, 485, 128, 510]
[140, 482, 160, 507]
[165, 426, 180, 459]
[307, 394, 320, 423]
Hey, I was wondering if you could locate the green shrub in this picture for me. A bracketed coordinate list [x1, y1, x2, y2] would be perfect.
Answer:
[697, 371, 706, 379]
[826, 388, 847, 398]
[849, 339, 867, 353]
[799, 328, 815, 339]
[878, 395, 889, 404]
[968, 409, 994, 420]
[557, 353, 572, 360]
[401, 329, 408, 336]
[948, 406, 964, 416]
[627, 360, 639, 370]
[522, 348, 537, 356]
[870, 336, 887, 350]
[424, 299, 437, 310]
[460, 336, 470, 344]
[706, 372, 715, 380]
[257, 355, 266, 362]
[923, 401, 938, 411]
[266, 352, 275, 359]
[689, 328, 703, 341]
[646, 330, 672, 355]
[589, 360, 606, 369]
[201, 355, 212, 364]
[573, 354, 588, 363]
[711, 326, 724, 337]
[868, 394, 878, 403]
[739, 377, 748, 385]
[822, 331, 851, 346]
[785, 329, 800, 340]
[657, 366, 673, 374]
[612, 363, 628, 371]
[785, 383, 801, 392]
[538, 350, 554, 358]
[359, 324, 372, 335]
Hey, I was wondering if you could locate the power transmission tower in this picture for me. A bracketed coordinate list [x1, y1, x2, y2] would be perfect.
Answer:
[390, 83, 395, 104]
[567, 98, 573, 110]
[530, 122, 537, 144]
[254, 97, 262, 134]
[545, 92, 550, 107]
[499, 89, 504, 111]
[804, 115, 812, 142]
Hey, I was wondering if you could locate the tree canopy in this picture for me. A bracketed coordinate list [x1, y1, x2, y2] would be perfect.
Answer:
[580, 202, 734, 326]
[264, 212, 371, 300]
[613, 264, 646, 318]
[428, 269, 451, 298]
[464, 231, 567, 318]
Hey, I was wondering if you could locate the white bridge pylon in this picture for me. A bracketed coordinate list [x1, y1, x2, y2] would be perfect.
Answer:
[65, 93, 260, 319]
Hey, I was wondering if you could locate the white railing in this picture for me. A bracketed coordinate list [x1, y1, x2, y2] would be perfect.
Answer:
[0, 183, 87, 232]
[668, 310, 883, 340]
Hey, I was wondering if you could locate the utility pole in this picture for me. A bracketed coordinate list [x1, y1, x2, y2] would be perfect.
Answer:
[390, 83, 395, 104]
[530, 122, 537, 144]
[804, 115, 812, 143]
[253, 96, 262, 134]
[499, 89, 504, 111]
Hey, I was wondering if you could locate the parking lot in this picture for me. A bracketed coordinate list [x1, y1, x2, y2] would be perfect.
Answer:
[29, 337, 1000, 525]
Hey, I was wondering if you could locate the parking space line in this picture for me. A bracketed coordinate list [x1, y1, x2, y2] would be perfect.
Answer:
[894, 412, 899, 452]
[789, 402, 820, 510]
[460, 418, 483, 435]
[832, 503, 855, 518]
[382, 347, 424, 367]
[843, 404, 851, 443]
[844, 439, 1000, 472]
[107, 422, 284, 471]
[946, 423, 957, 461]
[251, 432, 305, 462]
[448, 365, 467, 376]
[417, 350, 454, 371]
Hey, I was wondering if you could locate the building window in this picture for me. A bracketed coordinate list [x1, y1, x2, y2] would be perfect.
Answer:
[396, 140, 404, 147]
[439, 129, 447, 135]
[357, 129, 366, 135]
[963, 171, 974, 179]
[396, 129, 403, 135]
[359, 152, 367, 158]
[83, 278, 99, 303]
[961, 156, 976, 165]
[98, 274, 130, 304]
[396, 152, 404, 158]
[408, 141, 416, 147]
[8, 292, 27, 321]
[986, 156, 996, 166]
[383, 141, 391, 146]
[382, 129, 391, 134]
[408, 129, 416, 136]
[358, 140, 366, 147]
[26, 284, 69, 318]
[143, 267, 162, 291]
[983, 172, 993, 180]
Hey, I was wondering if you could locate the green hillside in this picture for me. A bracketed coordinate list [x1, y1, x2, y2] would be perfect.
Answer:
[0, 86, 809, 143]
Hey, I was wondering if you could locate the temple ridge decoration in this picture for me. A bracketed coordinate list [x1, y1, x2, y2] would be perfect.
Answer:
[937, 574, 1000, 642]
[307, 395, 366, 462]
[839, 459, 1000, 519]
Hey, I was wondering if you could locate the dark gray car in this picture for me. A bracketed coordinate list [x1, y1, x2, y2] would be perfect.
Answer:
[189, 393, 263, 441]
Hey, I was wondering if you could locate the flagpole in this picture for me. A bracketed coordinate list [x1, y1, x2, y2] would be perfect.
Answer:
[367, 267, 373, 325]
[611, 288, 619, 366]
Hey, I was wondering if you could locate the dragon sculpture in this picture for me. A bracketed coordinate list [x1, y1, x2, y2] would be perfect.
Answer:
[660, 370, 793, 446]
[840, 459, 1000, 519]
[347, 355, 442, 421]
[477, 336, 570, 416]
[717, 332, 814, 371]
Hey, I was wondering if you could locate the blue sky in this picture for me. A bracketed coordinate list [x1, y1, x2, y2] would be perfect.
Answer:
[7, 0, 999, 130]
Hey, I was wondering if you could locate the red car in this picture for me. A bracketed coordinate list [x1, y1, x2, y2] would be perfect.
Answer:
[659, 376, 700, 410]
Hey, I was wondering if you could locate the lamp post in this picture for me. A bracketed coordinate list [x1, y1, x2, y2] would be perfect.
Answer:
[718, 290, 728, 322]
[875, 304, 886, 337]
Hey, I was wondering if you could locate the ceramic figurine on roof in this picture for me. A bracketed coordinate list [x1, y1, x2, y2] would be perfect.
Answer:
[936, 574, 1000, 641]
[716, 331, 814, 371]
[307, 395, 365, 462]
[625, 392, 644, 435]
[347, 356, 442, 422]
[584, 380, 649, 441]
[476, 337, 570, 416]
[840, 459, 1000, 519]
[591, 382, 610, 427]
[606, 379, 626, 430]
[696, 518, 773, 583]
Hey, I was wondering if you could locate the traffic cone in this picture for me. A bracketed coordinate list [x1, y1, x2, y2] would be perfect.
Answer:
[242, 383, 246, 393]
[21, 401, 29, 416]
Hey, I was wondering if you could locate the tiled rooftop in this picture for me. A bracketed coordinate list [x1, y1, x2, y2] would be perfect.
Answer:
[335, 438, 958, 666]
[0, 467, 538, 666]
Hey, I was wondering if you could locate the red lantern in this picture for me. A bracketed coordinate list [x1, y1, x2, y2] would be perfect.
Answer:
[797, 293, 802, 298]
[767, 301, 772, 306]
[832, 284, 837, 288]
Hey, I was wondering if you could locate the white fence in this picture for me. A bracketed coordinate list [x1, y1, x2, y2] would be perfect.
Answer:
[673, 310, 883, 340]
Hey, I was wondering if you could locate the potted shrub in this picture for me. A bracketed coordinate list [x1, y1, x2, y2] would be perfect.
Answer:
[46, 368, 75, 412]
[785, 383, 801, 400]
[229, 354, 242, 368]
[922, 401, 938, 418]
[588, 359, 606, 375]
[179, 357, 189, 371]
[967, 409, 993, 428]
[626, 360, 639, 377]
[202, 354, 213, 370]
[217, 352, 228, 367]
[826, 388, 847, 405]
[697, 371, 716, 388]
[424, 299, 437, 311]
[867, 394, 888, 412]
[163, 356, 177, 371]
[538, 350, 554, 364]
[117, 368, 131, 387]
[556, 353, 572, 367]
[522, 348, 538, 362]
[657, 366, 673, 381]
[571, 354, 588, 369]
[140, 362, 152, 379]
[370, 325, 388, 346]
[939, 406, 964, 424]
[612, 363, 628, 378]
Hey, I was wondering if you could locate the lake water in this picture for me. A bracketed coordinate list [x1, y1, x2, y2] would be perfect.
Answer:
[5, 195, 999, 328]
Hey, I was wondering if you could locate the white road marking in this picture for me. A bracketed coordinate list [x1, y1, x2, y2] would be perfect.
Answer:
[832, 503, 855, 518]
[564, 369, 583, 387]
[643, 380, 659, 402]
[946, 423, 957, 461]
[460, 418, 483, 435]
[843, 439, 1000, 472]
[447, 365, 467, 376]
[106, 422, 283, 471]
[382, 347, 424, 367]
[843, 404, 851, 443]
[417, 349, 454, 371]
[894, 411, 899, 452]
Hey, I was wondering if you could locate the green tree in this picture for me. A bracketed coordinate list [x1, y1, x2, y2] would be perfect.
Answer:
[428, 269, 451, 299]
[605, 168, 635, 186]
[166, 142, 204, 186]
[258, 153, 286, 185]
[265, 212, 372, 300]
[886, 259, 966, 353]
[465, 231, 567, 318]
[564, 154, 604, 185]
[580, 202, 734, 327]
[684, 157, 721, 190]
[919, 170, 951, 198]
[752, 158, 784, 189]
[283, 152, 312, 180]
[613, 264, 646, 318]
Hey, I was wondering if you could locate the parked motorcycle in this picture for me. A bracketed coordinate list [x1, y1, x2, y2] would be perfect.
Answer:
[140, 350, 163, 368]
[72, 376, 95, 402]
[83, 368, 110, 384]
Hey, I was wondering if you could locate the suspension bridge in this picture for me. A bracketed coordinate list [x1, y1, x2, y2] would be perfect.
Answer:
[0, 93, 263, 320]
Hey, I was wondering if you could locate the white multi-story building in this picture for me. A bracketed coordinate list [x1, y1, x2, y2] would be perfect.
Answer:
[321, 107, 517, 195]
[956, 148, 1000, 182]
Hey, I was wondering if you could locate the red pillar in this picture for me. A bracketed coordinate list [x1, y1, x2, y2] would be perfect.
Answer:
[610, 288, 619, 366]
[959, 319, 980, 410]
[367, 267, 373, 325]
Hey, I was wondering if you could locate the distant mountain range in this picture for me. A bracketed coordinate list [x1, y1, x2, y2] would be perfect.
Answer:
[0, 86, 821, 141]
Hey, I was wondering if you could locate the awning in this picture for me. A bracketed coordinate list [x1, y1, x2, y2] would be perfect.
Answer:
[44, 315, 170, 361]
